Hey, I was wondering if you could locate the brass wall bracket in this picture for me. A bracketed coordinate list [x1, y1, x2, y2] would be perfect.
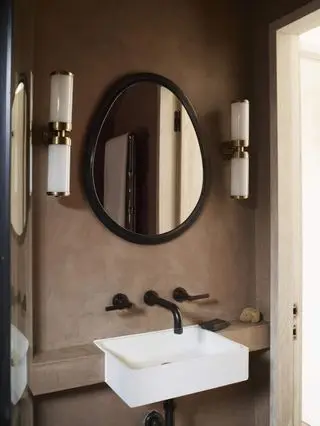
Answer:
[49, 134, 71, 145]
[49, 121, 72, 132]
[47, 191, 70, 197]
[220, 140, 248, 160]
[43, 122, 72, 146]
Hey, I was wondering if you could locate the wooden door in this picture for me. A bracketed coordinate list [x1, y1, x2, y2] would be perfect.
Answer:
[270, 25, 303, 426]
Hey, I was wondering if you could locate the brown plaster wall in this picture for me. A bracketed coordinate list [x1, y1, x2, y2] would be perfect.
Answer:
[32, 0, 257, 425]
[33, 0, 255, 352]
[36, 382, 255, 426]
[29, 0, 320, 424]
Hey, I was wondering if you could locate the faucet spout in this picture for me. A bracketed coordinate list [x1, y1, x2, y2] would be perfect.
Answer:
[144, 291, 183, 334]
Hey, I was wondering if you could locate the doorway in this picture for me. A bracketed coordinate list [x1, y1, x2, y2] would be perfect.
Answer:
[299, 25, 320, 426]
[270, 2, 320, 425]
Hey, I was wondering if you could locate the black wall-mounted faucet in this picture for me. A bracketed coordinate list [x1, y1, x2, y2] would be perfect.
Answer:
[105, 293, 133, 312]
[172, 287, 209, 303]
[144, 290, 183, 334]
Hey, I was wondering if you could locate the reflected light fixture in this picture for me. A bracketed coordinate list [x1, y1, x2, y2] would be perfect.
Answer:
[47, 71, 74, 197]
[221, 100, 249, 199]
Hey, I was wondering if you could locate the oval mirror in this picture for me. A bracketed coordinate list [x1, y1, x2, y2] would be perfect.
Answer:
[10, 81, 28, 237]
[84, 73, 206, 244]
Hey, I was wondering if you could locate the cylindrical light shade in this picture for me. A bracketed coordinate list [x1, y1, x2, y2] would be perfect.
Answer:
[47, 144, 71, 196]
[231, 100, 249, 145]
[231, 152, 249, 199]
[49, 71, 74, 125]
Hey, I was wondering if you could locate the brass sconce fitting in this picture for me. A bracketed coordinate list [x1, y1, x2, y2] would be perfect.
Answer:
[46, 70, 74, 197]
[48, 122, 71, 146]
[221, 99, 250, 199]
[220, 139, 248, 160]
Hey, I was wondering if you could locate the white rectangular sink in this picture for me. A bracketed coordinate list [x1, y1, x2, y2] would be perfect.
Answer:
[94, 325, 248, 407]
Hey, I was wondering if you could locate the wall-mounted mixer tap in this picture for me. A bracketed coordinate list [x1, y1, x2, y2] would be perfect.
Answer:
[144, 290, 183, 334]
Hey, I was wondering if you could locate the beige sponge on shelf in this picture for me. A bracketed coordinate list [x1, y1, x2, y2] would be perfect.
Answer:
[240, 307, 261, 323]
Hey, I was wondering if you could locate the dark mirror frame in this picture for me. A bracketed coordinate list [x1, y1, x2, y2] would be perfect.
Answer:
[83, 73, 207, 245]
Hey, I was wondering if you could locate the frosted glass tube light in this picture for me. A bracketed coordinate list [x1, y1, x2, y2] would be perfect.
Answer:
[49, 71, 74, 125]
[231, 100, 249, 146]
[47, 144, 71, 196]
[231, 153, 249, 199]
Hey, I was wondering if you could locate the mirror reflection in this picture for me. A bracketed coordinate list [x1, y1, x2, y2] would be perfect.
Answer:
[10, 82, 27, 237]
[93, 82, 204, 236]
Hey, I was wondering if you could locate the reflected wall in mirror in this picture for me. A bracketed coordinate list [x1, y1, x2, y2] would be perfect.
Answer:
[10, 81, 28, 237]
[84, 74, 206, 244]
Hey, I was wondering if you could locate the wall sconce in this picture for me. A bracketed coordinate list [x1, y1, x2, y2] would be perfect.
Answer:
[221, 100, 249, 199]
[47, 71, 74, 197]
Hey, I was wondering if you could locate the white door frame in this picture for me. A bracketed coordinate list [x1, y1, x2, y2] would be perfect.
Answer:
[270, 2, 320, 425]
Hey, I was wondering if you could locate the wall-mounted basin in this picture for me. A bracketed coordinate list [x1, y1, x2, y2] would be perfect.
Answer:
[94, 325, 248, 407]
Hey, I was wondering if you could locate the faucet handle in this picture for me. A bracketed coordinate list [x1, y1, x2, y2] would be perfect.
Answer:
[144, 290, 159, 306]
[105, 293, 133, 311]
[173, 287, 209, 303]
